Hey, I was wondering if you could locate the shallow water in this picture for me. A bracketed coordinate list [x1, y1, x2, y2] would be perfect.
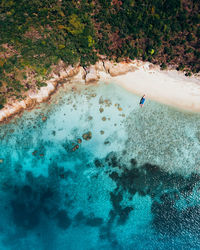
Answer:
[0, 83, 200, 249]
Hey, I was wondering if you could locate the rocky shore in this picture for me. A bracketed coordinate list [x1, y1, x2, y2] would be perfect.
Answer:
[0, 59, 200, 123]
[0, 60, 140, 123]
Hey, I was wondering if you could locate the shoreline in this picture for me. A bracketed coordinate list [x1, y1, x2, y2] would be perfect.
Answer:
[0, 60, 200, 123]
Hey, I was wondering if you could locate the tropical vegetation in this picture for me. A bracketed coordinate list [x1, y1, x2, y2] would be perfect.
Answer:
[0, 0, 199, 107]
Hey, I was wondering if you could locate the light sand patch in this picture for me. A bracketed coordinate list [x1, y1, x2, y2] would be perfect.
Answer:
[109, 63, 200, 112]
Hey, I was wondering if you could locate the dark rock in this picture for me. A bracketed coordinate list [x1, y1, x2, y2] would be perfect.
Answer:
[56, 210, 71, 229]
[82, 131, 92, 141]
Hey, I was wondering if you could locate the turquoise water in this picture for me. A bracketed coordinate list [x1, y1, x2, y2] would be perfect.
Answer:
[0, 83, 200, 249]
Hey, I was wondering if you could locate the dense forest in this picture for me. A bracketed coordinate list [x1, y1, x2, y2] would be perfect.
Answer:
[0, 0, 199, 108]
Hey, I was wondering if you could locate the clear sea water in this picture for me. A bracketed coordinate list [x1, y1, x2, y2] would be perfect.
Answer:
[1, 82, 200, 250]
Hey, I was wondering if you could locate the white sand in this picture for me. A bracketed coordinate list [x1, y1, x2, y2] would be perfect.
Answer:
[101, 62, 200, 112]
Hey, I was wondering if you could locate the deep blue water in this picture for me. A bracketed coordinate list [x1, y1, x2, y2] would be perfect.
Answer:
[0, 83, 200, 250]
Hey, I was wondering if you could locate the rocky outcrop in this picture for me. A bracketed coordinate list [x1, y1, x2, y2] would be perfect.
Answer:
[82, 131, 92, 141]
[28, 80, 57, 102]
[95, 61, 105, 72]
[0, 66, 81, 123]
[103, 60, 138, 76]
[85, 65, 100, 84]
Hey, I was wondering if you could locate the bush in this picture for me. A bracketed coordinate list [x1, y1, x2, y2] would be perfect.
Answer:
[186, 34, 195, 42]
[176, 63, 185, 71]
[164, 47, 172, 55]
[160, 63, 167, 70]
[185, 72, 192, 77]
[0, 96, 6, 109]
[36, 81, 47, 88]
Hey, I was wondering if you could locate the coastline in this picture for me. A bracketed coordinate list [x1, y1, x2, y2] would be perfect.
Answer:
[0, 60, 200, 123]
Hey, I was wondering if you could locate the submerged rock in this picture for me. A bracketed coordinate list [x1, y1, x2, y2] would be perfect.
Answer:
[88, 116, 93, 121]
[77, 138, 82, 144]
[72, 144, 79, 152]
[42, 116, 47, 122]
[82, 131, 92, 141]
[104, 140, 110, 145]
[55, 210, 71, 229]
[104, 99, 112, 106]
[99, 107, 104, 113]
[99, 97, 104, 104]
[86, 217, 103, 227]
[32, 150, 37, 156]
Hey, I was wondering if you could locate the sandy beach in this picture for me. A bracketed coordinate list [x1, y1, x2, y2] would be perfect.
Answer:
[100, 61, 200, 112]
